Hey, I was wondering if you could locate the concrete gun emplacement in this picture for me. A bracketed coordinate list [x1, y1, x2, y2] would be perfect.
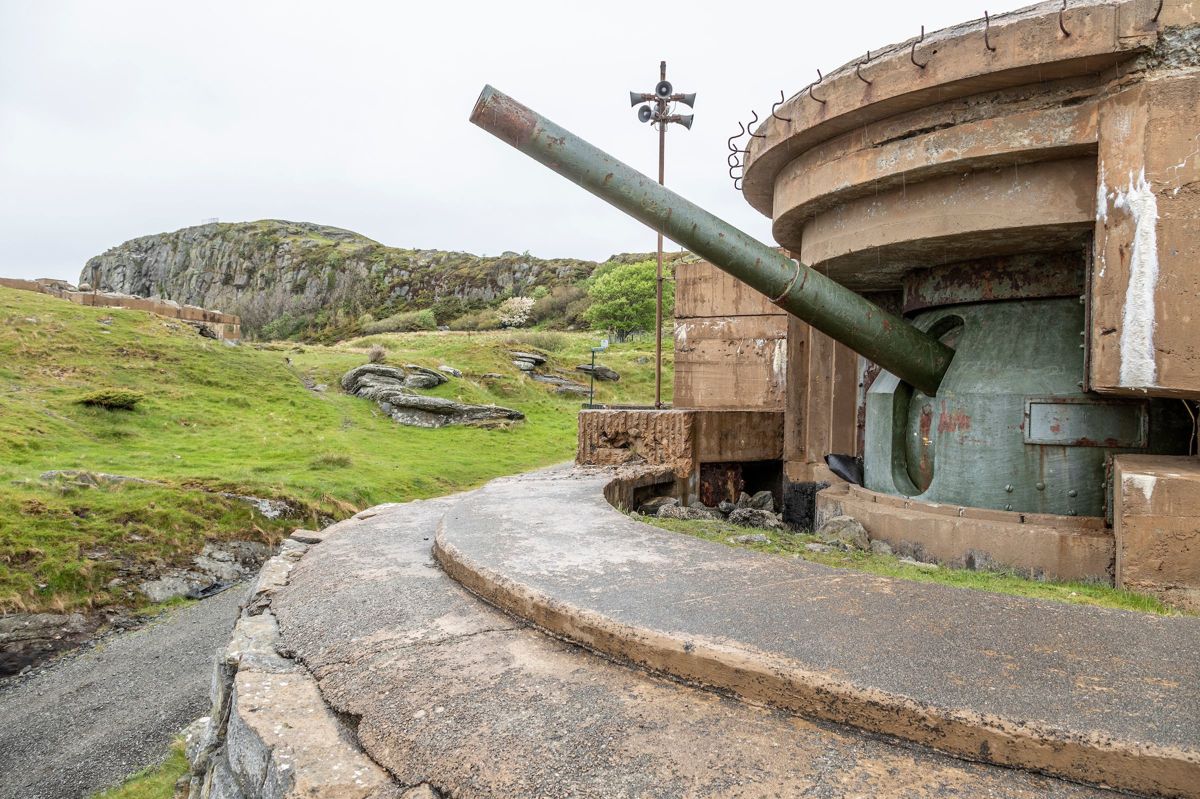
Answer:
[471, 85, 1191, 518]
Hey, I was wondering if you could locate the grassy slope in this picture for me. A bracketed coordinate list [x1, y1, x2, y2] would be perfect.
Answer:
[0, 287, 667, 613]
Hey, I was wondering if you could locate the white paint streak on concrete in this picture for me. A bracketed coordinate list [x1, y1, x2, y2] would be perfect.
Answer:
[1125, 473, 1157, 504]
[772, 339, 787, 384]
[1096, 162, 1108, 225]
[1114, 169, 1160, 388]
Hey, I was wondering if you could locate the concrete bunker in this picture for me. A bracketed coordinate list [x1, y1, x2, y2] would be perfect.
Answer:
[481, 0, 1200, 610]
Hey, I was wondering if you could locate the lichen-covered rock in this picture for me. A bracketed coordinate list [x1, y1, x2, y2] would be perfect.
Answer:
[638, 496, 679, 515]
[341, 365, 523, 429]
[402, 364, 448, 390]
[816, 515, 870, 551]
[657, 504, 720, 521]
[728, 508, 784, 530]
[575, 364, 620, 382]
[748, 491, 775, 512]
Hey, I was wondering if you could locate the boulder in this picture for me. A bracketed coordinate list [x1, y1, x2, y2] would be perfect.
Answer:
[805, 543, 834, 554]
[512, 359, 537, 372]
[748, 490, 775, 512]
[530, 373, 589, 395]
[402, 364, 449, 389]
[0, 612, 101, 677]
[728, 508, 784, 530]
[342, 365, 523, 428]
[729, 533, 770, 545]
[735, 491, 753, 509]
[638, 496, 679, 515]
[380, 394, 525, 429]
[816, 515, 870, 551]
[717, 500, 736, 515]
[438, 365, 463, 378]
[870, 539, 894, 556]
[576, 364, 620, 382]
[509, 351, 547, 366]
[657, 505, 720, 521]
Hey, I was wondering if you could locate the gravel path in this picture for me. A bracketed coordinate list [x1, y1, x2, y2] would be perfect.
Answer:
[0, 586, 246, 799]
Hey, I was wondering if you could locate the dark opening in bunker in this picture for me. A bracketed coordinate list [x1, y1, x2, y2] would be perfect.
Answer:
[699, 460, 783, 508]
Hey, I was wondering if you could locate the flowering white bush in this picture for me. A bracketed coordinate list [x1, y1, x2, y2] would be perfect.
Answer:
[497, 296, 535, 328]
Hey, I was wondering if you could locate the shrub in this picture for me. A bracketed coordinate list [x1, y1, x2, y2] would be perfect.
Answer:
[448, 308, 502, 331]
[531, 284, 589, 326]
[367, 344, 387, 363]
[310, 453, 352, 469]
[77, 389, 145, 411]
[361, 309, 437, 335]
[497, 296, 535, 328]
[585, 260, 671, 340]
[260, 312, 310, 341]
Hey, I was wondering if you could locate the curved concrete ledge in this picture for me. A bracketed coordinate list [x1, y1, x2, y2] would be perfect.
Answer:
[434, 469, 1200, 798]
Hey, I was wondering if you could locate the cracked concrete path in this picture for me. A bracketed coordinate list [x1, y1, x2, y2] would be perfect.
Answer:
[270, 492, 1118, 798]
[0, 585, 245, 799]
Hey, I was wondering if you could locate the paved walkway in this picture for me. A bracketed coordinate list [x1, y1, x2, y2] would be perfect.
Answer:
[270, 489, 1119, 798]
[433, 468, 1200, 797]
[0, 586, 245, 799]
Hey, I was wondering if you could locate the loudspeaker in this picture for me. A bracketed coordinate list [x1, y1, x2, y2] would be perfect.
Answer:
[629, 91, 644, 108]
[676, 114, 694, 130]
[676, 92, 696, 108]
[638, 105, 654, 123]
[655, 80, 673, 100]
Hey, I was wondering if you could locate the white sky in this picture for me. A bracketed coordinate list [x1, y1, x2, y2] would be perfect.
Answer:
[1, 0, 1030, 281]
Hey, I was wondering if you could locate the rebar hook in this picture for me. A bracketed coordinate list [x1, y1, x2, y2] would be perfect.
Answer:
[747, 110, 766, 138]
[984, 11, 997, 52]
[770, 90, 791, 122]
[856, 50, 873, 85]
[809, 69, 827, 104]
[727, 121, 747, 153]
[911, 26, 929, 68]
[1059, 0, 1071, 36]
[1153, 0, 1163, 22]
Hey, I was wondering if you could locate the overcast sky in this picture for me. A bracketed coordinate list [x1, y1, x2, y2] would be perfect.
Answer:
[1, 0, 1030, 282]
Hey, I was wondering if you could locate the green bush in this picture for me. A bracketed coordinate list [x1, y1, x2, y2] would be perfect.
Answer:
[260, 313, 310, 341]
[361, 309, 437, 334]
[531, 284, 589, 327]
[507, 331, 567, 352]
[77, 389, 145, 411]
[448, 308, 502, 331]
[585, 260, 671, 340]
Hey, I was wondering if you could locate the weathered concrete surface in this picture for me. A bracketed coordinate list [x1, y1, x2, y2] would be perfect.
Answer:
[434, 469, 1200, 798]
[0, 585, 246, 799]
[186, 536, 403, 799]
[817, 483, 1116, 581]
[268, 480, 1120, 798]
[1115, 454, 1200, 611]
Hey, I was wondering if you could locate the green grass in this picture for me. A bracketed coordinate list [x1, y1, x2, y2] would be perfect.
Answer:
[0, 287, 669, 612]
[645, 516, 1180, 615]
[92, 741, 188, 799]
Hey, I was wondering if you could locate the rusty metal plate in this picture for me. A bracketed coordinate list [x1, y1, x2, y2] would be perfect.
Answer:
[1024, 397, 1148, 448]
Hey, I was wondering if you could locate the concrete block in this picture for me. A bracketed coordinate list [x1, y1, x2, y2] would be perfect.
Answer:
[1114, 454, 1200, 611]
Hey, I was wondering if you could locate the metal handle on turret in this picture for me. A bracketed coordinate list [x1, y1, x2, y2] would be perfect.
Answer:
[470, 85, 954, 396]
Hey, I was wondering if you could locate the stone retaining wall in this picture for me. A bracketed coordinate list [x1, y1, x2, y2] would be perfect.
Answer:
[183, 520, 427, 799]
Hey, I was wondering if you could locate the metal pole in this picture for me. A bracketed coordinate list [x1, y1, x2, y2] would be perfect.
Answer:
[589, 348, 596, 407]
[654, 60, 666, 410]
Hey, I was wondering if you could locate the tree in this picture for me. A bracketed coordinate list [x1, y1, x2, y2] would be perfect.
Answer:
[584, 260, 672, 340]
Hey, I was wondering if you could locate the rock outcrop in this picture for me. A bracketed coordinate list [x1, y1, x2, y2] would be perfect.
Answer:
[82, 220, 678, 339]
[341, 364, 523, 428]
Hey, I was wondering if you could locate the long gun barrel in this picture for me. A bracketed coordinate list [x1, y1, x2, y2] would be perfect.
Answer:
[470, 86, 954, 396]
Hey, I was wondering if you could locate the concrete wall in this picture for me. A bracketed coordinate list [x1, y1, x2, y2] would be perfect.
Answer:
[1113, 454, 1200, 611]
[0, 278, 241, 340]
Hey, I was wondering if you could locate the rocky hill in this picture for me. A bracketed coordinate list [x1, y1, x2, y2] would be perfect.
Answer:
[82, 220, 679, 340]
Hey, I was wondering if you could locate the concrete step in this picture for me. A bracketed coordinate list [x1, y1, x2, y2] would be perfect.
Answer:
[268, 488, 1118, 798]
[434, 468, 1200, 798]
